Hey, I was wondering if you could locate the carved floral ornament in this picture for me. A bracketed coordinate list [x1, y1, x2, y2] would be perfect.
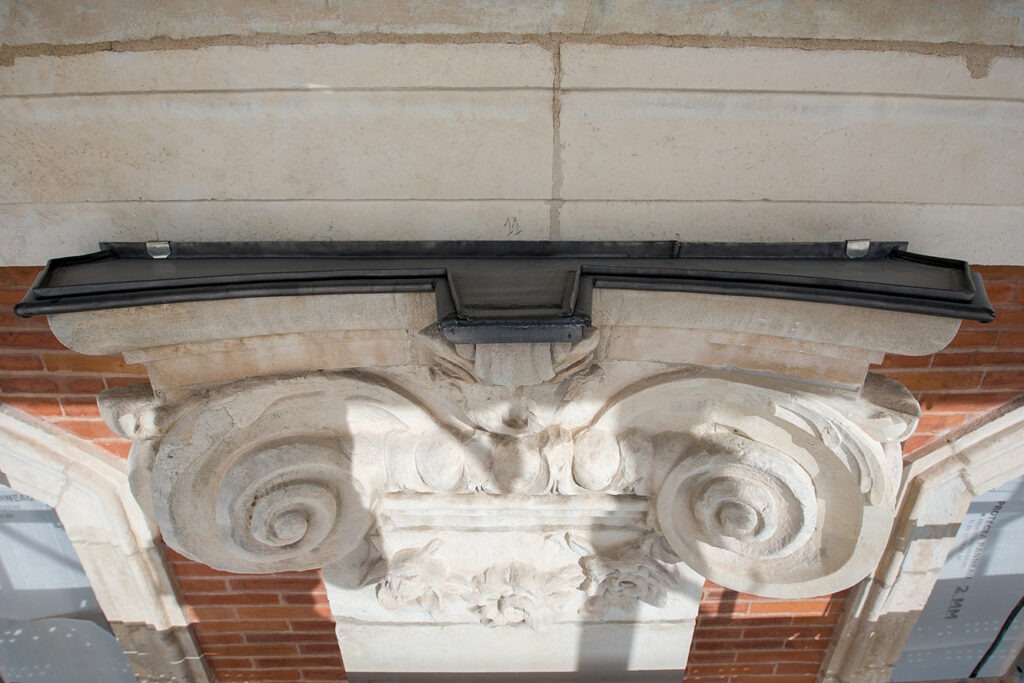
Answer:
[99, 323, 919, 610]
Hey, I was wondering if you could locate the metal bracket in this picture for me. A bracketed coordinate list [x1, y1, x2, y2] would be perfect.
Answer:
[145, 241, 171, 259]
[845, 239, 872, 259]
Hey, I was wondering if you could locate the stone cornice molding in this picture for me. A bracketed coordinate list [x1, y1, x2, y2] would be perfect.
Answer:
[821, 399, 1024, 683]
[0, 405, 213, 683]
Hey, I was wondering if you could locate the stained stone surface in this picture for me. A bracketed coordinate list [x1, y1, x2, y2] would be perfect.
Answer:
[3, 1, 1021, 45]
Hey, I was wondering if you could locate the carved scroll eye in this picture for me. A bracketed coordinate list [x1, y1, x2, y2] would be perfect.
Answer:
[655, 426, 891, 599]
[156, 435, 373, 574]
[659, 434, 817, 561]
[221, 440, 355, 561]
[141, 375, 439, 574]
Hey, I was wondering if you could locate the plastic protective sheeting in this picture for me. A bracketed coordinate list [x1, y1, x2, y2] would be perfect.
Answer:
[0, 617, 135, 683]
[893, 476, 1024, 681]
[0, 485, 101, 623]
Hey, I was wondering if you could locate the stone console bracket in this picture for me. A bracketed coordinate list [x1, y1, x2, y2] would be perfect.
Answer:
[14, 240, 994, 340]
[14, 239, 996, 676]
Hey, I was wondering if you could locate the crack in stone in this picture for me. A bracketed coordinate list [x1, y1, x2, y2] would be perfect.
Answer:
[550, 41, 564, 240]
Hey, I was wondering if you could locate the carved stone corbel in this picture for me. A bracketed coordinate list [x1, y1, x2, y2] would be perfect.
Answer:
[50, 280, 960, 676]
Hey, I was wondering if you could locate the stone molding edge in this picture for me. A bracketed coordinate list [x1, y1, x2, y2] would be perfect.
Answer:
[0, 404, 214, 683]
[820, 398, 1024, 683]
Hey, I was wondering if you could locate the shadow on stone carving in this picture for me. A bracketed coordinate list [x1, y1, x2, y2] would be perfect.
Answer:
[575, 507, 641, 675]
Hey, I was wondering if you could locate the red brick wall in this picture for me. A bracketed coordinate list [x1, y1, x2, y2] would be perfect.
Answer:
[685, 584, 846, 683]
[168, 549, 345, 682]
[874, 266, 1024, 456]
[3, 264, 1024, 682]
[0, 266, 139, 457]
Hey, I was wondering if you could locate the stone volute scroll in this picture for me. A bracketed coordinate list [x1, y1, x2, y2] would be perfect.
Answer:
[18, 240, 992, 678]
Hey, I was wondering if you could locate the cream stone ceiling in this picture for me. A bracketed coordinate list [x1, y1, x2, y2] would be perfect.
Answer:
[1, 1, 1022, 266]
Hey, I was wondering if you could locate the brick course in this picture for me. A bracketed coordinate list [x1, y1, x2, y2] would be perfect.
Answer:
[874, 266, 1024, 458]
[167, 548, 346, 683]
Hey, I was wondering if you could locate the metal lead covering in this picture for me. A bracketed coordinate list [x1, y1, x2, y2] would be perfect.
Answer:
[15, 241, 995, 343]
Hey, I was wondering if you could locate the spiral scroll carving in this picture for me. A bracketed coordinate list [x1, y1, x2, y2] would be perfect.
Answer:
[667, 435, 817, 560]
[595, 373, 907, 599]
[219, 440, 352, 567]
[143, 374, 438, 573]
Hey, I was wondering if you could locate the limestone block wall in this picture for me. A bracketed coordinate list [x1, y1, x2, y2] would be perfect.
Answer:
[1, 10, 1023, 266]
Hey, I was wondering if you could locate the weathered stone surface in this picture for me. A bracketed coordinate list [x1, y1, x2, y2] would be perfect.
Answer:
[2, 0, 1020, 45]
[559, 202, 1024, 267]
[559, 92, 1024, 204]
[561, 45, 1024, 98]
[0, 91, 553, 202]
[133, 376, 399, 573]
[0, 200, 552, 268]
[81, 296, 927, 590]
[50, 289, 960, 395]
[3, 38, 1022, 266]
[593, 289, 960, 359]
[49, 292, 437, 355]
[0, 1, 592, 44]
[580, 1, 1024, 45]
[49, 263, 962, 674]
[0, 44, 553, 95]
[104, 358, 915, 668]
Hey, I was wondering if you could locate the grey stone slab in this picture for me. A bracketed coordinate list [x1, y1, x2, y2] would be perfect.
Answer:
[559, 91, 1024, 205]
[2, 0, 1020, 45]
[0, 44, 554, 96]
[0, 91, 553, 202]
[561, 45, 1024, 98]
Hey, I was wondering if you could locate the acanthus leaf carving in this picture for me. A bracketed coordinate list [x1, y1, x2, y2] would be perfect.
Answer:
[368, 540, 585, 629]
[463, 562, 583, 629]
[570, 534, 678, 618]
[374, 539, 455, 616]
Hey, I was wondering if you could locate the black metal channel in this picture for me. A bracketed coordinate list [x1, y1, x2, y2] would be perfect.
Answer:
[14, 241, 995, 344]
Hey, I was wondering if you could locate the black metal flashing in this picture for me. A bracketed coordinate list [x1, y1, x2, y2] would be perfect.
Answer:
[15, 241, 995, 344]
